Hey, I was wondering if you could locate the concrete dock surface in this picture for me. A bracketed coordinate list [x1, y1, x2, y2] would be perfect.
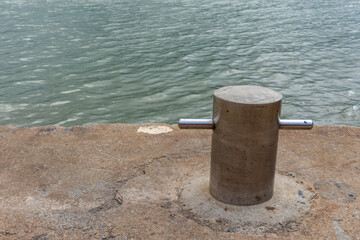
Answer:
[0, 124, 359, 239]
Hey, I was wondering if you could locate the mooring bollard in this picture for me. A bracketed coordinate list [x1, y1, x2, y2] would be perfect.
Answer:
[178, 85, 313, 206]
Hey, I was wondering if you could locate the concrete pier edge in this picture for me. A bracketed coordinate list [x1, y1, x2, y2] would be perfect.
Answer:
[0, 124, 359, 239]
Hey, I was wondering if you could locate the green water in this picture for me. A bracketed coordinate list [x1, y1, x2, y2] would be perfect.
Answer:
[1, 0, 359, 126]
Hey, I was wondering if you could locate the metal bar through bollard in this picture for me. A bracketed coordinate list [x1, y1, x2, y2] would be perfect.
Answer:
[279, 119, 313, 129]
[179, 118, 313, 130]
[178, 119, 214, 129]
[178, 85, 314, 206]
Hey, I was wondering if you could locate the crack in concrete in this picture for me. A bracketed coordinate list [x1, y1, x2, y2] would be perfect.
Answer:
[30, 233, 48, 240]
[0, 231, 17, 236]
[115, 155, 168, 187]
[88, 155, 170, 214]
[88, 150, 207, 215]
[175, 173, 315, 236]
[89, 190, 123, 214]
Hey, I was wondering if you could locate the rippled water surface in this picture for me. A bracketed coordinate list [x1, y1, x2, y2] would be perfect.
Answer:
[1, 0, 359, 126]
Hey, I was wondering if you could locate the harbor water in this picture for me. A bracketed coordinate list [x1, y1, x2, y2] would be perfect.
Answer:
[0, 0, 359, 127]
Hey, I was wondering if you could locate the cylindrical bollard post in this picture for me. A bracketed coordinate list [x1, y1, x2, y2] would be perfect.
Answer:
[210, 85, 282, 205]
[178, 85, 313, 206]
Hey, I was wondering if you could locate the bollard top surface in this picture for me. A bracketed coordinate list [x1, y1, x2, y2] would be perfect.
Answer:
[214, 85, 282, 104]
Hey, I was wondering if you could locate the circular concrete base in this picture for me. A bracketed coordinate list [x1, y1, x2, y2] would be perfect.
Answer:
[179, 171, 315, 234]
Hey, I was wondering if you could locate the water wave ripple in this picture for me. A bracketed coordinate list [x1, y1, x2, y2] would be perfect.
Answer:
[0, 0, 359, 127]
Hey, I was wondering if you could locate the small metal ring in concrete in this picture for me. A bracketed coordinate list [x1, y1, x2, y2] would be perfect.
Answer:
[179, 171, 315, 235]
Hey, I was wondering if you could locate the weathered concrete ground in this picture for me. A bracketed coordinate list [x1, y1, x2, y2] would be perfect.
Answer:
[0, 124, 359, 239]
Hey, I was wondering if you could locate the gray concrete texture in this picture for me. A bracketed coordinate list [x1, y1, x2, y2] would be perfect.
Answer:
[0, 124, 359, 239]
[210, 86, 282, 205]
